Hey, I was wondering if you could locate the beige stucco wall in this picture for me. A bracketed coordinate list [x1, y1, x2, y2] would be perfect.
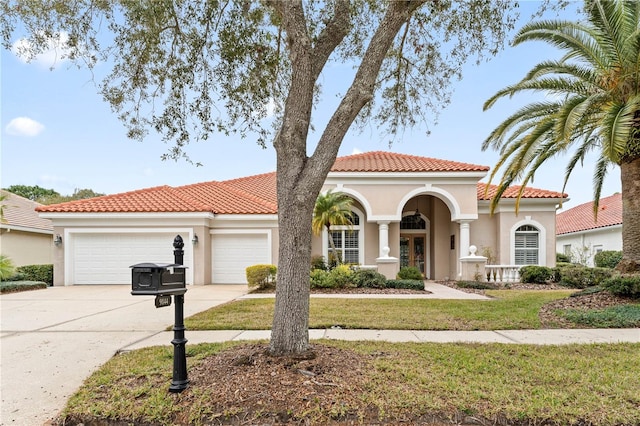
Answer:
[0, 229, 53, 266]
[488, 209, 557, 266]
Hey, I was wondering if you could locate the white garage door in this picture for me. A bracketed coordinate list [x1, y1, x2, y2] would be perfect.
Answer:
[212, 233, 270, 284]
[71, 233, 192, 285]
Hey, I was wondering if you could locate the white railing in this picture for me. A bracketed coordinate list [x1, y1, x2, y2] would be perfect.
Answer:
[485, 265, 521, 283]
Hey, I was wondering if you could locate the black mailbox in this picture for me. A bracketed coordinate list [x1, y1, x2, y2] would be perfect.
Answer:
[131, 262, 187, 295]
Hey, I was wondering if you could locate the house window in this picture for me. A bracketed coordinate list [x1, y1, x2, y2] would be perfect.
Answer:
[593, 245, 603, 254]
[514, 225, 539, 265]
[563, 244, 571, 256]
[328, 211, 361, 264]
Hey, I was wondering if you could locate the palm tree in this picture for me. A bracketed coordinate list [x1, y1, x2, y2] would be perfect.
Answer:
[312, 190, 354, 266]
[482, 0, 640, 272]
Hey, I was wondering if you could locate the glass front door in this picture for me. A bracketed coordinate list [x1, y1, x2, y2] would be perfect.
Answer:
[400, 234, 425, 276]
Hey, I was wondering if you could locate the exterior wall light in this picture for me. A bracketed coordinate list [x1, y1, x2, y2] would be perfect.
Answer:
[191, 234, 198, 245]
[54, 234, 63, 246]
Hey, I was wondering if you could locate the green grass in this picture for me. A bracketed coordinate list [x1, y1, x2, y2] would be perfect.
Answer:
[185, 290, 574, 331]
[61, 341, 640, 425]
[558, 304, 640, 328]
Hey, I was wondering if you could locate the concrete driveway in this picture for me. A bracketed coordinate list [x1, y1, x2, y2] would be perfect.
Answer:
[0, 284, 248, 426]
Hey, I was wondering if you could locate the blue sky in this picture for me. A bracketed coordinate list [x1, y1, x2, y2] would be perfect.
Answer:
[1, 2, 621, 210]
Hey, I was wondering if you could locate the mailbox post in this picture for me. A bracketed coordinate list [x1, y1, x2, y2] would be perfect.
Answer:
[130, 235, 189, 393]
[169, 235, 188, 393]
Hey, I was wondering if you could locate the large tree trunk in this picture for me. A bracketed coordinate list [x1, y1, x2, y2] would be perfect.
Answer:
[268, 0, 426, 356]
[618, 158, 640, 272]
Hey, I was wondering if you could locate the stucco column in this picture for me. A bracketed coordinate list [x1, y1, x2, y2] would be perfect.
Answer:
[376, 220, 398, 279]
[377, 221, 390, 258]
[458, 220, 471, 278]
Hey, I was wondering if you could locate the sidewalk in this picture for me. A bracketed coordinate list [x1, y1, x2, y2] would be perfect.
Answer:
[122, 327, 640, 351]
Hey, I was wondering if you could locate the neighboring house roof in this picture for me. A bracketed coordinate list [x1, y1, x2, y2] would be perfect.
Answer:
[36, 151, 566, 215]
[1, 190, 53, 232]
[556, 193, 622, 235]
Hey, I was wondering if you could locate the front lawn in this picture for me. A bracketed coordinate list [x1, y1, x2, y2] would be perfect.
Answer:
[185, 290, 574, 331]
[58, 341, 640, 425]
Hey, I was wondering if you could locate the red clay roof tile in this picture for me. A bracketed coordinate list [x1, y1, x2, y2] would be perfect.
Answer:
[331, 151, 489, 172]
[477, 183, 567, 200]
[35, 152, 566, 214]
[556, 193, 622, 234]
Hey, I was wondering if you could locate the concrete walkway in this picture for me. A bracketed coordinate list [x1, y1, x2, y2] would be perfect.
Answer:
[1, 283, 638, 426]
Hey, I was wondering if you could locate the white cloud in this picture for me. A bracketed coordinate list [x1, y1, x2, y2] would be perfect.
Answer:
[5, 117, 45, 137]
[11, 32, 71, 69]
[351, 147, 363, 155]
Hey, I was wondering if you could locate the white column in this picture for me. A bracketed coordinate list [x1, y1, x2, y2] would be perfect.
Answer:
[377, 221, 390, 258]
[458, 220, 471, 277]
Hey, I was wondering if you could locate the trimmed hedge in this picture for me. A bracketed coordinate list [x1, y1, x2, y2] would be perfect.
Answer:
[385, 279, 424, 291]
[0, 281, 48, 294]
[14, 264, 53, 285]
[246, 264, 277, 290]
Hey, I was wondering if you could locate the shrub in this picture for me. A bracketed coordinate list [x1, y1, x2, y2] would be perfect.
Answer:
[555, 266, 614, 289]
[556, 252, 571, 263]
[594, 250, 623, 269]
[352, 269, 387, 288]
[0, 255, 16, 281]
[245, 264, 277, 290]
[310, 269, 333, 289]
[519, 266, 553, 284]
[310, 255, 328, 271]
[328, 264, 354, 288]
[456, 280, 498, 290]
[397, 266, 423, 281]
[0, 281, 47, 294]
[385, 279, 425, 291]
[602, 275, 640, 298]
[15, 264, 53, 285]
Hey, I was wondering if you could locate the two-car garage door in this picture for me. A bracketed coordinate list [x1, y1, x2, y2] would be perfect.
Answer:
[71, 233, 192, 285]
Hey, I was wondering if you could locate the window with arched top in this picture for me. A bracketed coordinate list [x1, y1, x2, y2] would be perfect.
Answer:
[327, 211, 362, 264]
[514, 225, 539, 265]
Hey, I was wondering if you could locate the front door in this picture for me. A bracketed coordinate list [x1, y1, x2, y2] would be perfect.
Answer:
[400, 234, 425, 276]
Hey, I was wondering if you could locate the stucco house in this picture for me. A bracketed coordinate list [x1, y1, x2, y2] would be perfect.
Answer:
[556, 193, 622, 266]
[37, 151, 566, 286]
[1, 190, 54, 266]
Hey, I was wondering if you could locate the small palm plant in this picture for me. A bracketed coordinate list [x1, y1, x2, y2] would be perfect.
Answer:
[312, 190, 354, 266]
[0, 255, 16, 281]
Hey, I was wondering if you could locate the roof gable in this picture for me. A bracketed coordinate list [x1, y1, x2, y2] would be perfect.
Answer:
[331, 151, 489, 172]
[556, 193, 622, 235]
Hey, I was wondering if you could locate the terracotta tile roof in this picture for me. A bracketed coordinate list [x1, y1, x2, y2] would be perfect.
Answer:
[34, 152, 566, 215]
[477, 183, 567, 200]
[36, 186, 213, 213]
[177, 178, 277, 214]
[1, 190, 53, 231]
[331, 151, 490, 172]
[556, 193, 622, 235]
